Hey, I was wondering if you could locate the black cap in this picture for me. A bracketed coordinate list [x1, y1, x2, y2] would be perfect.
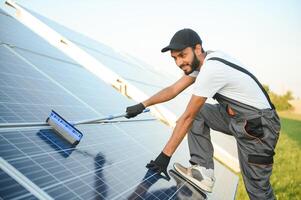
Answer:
[161, 28, 202, 53]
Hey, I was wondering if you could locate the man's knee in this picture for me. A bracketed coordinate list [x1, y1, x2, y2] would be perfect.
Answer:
[189, 117, 207, 136]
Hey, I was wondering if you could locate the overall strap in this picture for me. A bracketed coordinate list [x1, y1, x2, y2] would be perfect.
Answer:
[207, 57, 275, 109]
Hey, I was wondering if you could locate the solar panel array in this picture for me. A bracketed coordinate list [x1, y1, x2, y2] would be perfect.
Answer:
[0, 6, 238, 200]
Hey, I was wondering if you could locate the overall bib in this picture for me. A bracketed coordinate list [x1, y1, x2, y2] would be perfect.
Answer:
[188, 57, 281, 200]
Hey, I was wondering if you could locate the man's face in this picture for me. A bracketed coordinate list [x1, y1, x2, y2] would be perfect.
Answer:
[171, 47, 200, 75]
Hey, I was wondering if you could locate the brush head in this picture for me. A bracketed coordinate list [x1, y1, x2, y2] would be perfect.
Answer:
[46, 110, 83, 145]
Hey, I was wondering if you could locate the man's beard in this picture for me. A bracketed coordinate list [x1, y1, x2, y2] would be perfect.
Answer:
[184, 52, 200, 75]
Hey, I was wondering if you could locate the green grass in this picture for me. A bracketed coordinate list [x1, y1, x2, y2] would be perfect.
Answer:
[235, 113, 301, 200]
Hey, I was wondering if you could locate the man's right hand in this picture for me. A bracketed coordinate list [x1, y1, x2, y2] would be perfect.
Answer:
[126, 103, 145, 118]
[146, 152, 171, 180]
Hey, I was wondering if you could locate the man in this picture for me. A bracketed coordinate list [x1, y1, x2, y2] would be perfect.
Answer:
[125, 28, 280, 200]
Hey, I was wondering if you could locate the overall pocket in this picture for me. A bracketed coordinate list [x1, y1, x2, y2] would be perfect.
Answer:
[244, 117, 264, 139]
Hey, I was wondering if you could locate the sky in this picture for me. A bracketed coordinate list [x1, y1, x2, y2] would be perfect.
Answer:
[4, 0, 301, 97]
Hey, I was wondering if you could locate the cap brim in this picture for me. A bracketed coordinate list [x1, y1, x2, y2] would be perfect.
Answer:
[161, 43, 187, 53]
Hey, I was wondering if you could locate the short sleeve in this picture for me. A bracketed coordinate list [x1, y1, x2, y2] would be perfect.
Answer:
[192, 61, 227, 98]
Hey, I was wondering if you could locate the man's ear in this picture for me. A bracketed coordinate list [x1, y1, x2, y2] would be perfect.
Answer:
[194, 44, 202, 55]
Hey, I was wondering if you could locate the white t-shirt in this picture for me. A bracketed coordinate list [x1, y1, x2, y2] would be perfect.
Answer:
[190, 51, 271, 109]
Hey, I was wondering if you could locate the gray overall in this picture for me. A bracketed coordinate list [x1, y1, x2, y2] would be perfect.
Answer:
[188, 57, 281, 200]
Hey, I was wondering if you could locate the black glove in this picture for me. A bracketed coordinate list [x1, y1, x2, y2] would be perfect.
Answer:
[146, 152, 171, 180]
[126, 103, 145, 118]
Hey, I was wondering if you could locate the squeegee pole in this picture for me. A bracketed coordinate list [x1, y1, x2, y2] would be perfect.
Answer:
[73, 108, 150, 125]
[0, 122, 48, 128]
[73, 114, 127, 125]
[0, 109, 150, 129]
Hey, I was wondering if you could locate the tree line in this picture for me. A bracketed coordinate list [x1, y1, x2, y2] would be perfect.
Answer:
[264, 85, 294, 111]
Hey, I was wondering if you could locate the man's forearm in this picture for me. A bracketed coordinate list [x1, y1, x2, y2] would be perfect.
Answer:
[142, 75, 195, 107]
[162, 95, 207, 156]
[162, 115, 194, 156]
[142, 87, 177, 107]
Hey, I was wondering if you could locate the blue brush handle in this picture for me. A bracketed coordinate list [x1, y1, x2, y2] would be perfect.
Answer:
[104, 108, 150, 121]
[75, 108, 151, 125]
[143, 108, 150, 113]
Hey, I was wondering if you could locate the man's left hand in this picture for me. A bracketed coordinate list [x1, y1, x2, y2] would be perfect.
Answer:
[146, 152, 171, 180]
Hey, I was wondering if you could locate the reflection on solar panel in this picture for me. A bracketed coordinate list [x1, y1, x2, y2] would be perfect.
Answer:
[0, 4, 238, 200]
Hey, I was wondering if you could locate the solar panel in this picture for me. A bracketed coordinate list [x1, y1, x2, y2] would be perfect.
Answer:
[0, 5, 238, 200]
